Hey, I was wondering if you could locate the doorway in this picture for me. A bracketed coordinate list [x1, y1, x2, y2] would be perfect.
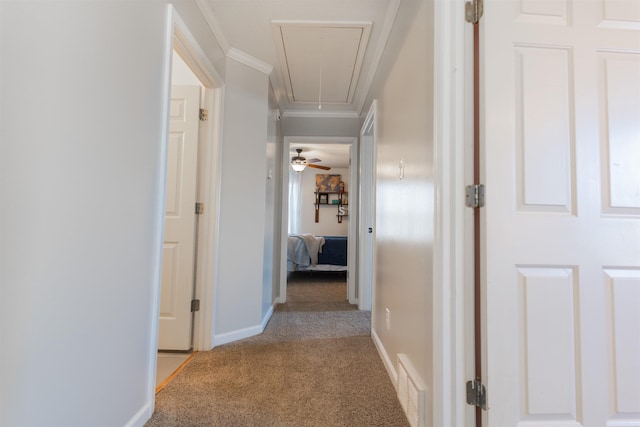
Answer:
[279, 136, 359, 305]
[152, 10, 225, 392]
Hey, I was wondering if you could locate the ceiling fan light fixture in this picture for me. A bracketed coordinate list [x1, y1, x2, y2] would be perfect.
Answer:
[291, 159, 307, 172]
[291, 148, 308, 172]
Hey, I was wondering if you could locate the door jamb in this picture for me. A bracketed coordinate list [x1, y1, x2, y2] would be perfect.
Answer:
[432, 0, 475, 426]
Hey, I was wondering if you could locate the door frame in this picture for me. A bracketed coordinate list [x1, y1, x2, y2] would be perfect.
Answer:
[148, 5, 225, 406]
[358, 101, 377, 312]
[171, 11, 224, 355]
[278, 136, 359, 304]
[431, 0, 475, 425]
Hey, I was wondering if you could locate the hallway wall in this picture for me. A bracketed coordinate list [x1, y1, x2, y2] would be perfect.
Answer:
[0, 3, 176, 426]
[215, 58, 270, 340]
[264, 83, 283, 319]
[363, 0, 435, 422]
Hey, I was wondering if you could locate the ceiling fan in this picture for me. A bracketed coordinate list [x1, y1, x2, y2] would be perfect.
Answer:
[291, 148, 330, 171]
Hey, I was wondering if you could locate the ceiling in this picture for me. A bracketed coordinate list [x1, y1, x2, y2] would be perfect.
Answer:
[289, 143, 351, 169]
[199, 0, 401, 118]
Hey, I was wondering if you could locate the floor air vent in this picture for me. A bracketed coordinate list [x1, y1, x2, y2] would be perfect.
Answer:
[397, 354, 426, 427]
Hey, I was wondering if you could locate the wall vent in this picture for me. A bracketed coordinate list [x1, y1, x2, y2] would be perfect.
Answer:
[397, 354, 426, 427]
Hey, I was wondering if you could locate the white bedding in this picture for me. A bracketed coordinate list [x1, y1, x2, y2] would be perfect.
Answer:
[288, 234, 324, 268]
[287, 234, 348, 272]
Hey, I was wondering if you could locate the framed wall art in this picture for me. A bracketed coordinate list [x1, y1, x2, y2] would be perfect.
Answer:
[315, 174, 341, 192]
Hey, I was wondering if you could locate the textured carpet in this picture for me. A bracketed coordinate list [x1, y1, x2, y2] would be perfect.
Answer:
[146, 272, 409, 427]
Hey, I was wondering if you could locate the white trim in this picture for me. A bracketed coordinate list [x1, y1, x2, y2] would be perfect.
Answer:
[213, 324, 264, 346]
[144, 5, 175, 420]
[123, 401, 153, 427]
[170, 10, 225, 354]
[356, 0, 402, 114]
[173, 14, 223, 88]
[282, 109, 360, 119]
[347, 139, 359, 305]
[262, 303, 275, 330]
[228, 48, 274, 75]
[278, 140, 290, 304]
[372, 329, 398, 389]
[432, 0, 473, 426]
[271, 19, 375, 27]
[195, 0, 230, 53]
[202, 84, 225, 350]
[271, 20, 372, 106]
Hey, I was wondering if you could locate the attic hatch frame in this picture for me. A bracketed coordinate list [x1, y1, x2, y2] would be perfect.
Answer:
[271, 21, 372, 107]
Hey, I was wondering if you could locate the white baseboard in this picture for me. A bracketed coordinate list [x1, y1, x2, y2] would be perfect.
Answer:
[124, 401, 153, 427]
[262, 303, 275, 330]
[213, 323, 263, 346]
[371, 328, 398, 389]
[211, 304, 275, 347]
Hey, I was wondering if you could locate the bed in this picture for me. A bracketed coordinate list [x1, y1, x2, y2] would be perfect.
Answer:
[287, 234, 347, 272]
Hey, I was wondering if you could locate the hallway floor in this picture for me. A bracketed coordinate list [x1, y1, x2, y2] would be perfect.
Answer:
[146, 272, 408, 426]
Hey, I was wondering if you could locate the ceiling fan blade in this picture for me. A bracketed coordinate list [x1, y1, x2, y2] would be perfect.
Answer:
[308, 164, 331, 170]
[307, 158, 321, 163]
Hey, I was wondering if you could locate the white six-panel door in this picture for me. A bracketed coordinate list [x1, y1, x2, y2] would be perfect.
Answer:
[482, 0, 640, 426]
[158, 85, 200, 351]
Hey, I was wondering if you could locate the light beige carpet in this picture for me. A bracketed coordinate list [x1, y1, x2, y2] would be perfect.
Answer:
[146, 272, 409, 427]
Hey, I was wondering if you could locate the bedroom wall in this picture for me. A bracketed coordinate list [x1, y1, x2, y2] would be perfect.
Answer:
[298, 167, 350, 237]
[361, 0, 435, 423]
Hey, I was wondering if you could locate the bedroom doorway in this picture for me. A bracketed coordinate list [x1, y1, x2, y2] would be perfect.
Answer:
[152, 11, 226, 397]
[279, 136, 359, 305]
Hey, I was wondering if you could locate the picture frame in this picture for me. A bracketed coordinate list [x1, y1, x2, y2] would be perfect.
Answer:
[316, 174, 341, 192]
[318, 193, 328, 204]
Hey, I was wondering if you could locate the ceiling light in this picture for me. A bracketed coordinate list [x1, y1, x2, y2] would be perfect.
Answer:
[291, 149, 307, 172]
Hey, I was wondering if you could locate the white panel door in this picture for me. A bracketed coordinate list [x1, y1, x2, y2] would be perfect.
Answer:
[482, 1, 640, 426]
[158, 85, 200, 351]
[359, 107, 376, 311]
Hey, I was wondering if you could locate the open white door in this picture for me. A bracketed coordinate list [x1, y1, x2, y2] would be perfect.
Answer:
[158, 85, 201, 351]
[482, 1, 640, 426]
[358, 101, 376, 311]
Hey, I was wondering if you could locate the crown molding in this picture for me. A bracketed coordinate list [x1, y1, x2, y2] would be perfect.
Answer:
[195, 0, 230, 54]
[357, 0, 402, 114]
[282, 110, 360, 119]
[228, 48, 274, 76]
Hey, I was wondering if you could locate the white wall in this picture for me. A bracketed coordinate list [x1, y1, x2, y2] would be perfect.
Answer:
[363, 0, 435, 422]
[0, 2, 174, 426]
[282, 116, 360, 137]
[263, 84, 282, 319]
[172, 52, 204, 86]
[298, 167, 350, 236]
[215, 58, 269, 339]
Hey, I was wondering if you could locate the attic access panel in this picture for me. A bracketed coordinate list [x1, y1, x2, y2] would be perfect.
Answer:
[273, 22, 372, 106]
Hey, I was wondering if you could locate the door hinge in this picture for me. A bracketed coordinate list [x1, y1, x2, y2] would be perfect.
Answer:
[199, 108, 208, 122]
[195, 202, 205, 215]
[465, 184, 485, 208]
[191, 299, 200, 312]
[466, 379, 487, 410]
[465, 0, 483, 24]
